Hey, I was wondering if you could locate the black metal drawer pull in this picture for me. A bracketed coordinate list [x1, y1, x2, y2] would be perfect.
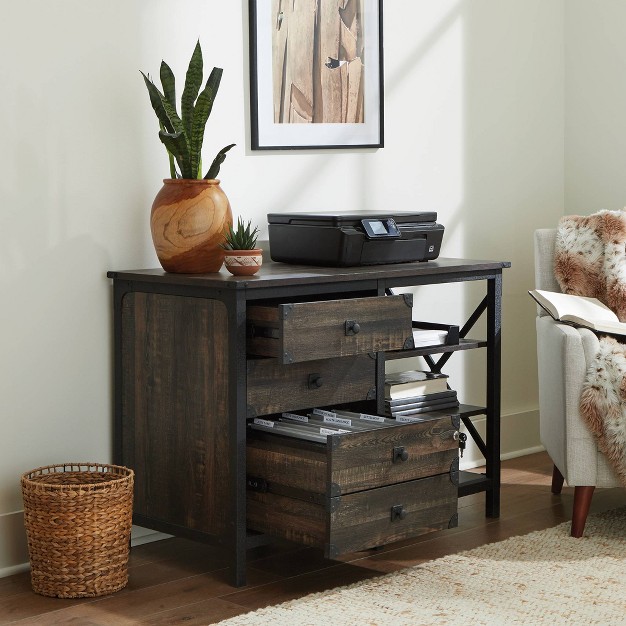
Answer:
[247, 476, 268, 492]
[345, 320, 361, 335]
[393, 446, 409, 463]
[307, 373, 323, 389]
[391, 504, 407, 521]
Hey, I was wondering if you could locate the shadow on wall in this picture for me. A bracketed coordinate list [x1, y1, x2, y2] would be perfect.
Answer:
[365, 0, 562, 461]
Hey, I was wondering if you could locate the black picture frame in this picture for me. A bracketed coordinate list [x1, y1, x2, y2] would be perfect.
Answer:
[249, 0, 384, 150]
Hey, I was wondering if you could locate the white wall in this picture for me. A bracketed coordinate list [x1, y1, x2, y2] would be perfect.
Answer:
[565, 1, 626, 213]
[0, 0, 565, 574]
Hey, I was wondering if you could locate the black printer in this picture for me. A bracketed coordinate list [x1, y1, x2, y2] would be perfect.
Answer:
[268, 211, 444, 267]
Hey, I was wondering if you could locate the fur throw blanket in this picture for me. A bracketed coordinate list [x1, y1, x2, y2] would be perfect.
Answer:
[579, 337, 626, 486]
[555, 210, 626, 487]
[555, 209, 626, 321]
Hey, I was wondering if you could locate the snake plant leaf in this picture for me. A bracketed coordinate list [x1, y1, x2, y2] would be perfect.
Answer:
[159, 130, 192, 179]
[159, 61, 176, 112]
[159, 94, 185, 137]
[159, 121, 178, 178]
[141, 71, 175, 133]
[204, 143, 235, 180]
[190, 67, 223, 179]
[158, 92, 189, 174]
[181, 40, 203, 141]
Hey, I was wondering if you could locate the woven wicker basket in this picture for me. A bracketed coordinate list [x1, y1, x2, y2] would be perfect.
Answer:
[21, 463, 134, 598]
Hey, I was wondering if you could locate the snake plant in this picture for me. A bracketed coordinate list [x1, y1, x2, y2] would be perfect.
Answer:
[141, 41, 235, 180]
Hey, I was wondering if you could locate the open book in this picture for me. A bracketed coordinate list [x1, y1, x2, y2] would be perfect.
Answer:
[529, 289, 626, 336]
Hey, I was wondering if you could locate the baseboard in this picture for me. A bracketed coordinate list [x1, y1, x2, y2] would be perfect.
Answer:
[130, 526, 173, 547]
[0, 511, 29, 579]
[459, 408, 540, 470]
[0, 562, 31, 579]
[501, 444, 545, 461]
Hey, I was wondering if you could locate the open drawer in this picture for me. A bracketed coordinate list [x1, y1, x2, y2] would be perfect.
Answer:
[246, 412, 459, 557]
[247, 294, 413, 363]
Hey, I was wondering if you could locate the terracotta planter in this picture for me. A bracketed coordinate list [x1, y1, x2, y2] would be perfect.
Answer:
[150, 179, 232, 273]
[223, 249, 263, 276]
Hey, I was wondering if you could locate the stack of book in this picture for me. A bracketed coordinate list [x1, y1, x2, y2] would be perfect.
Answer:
[384, 370, 459, 419]
[410, 322, 459, 348]
[412, 328, 449, 348]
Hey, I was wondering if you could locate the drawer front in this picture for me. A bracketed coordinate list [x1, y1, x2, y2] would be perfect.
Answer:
[247, 295, 413, 363]
[246, 354, 376, 417]
[328, 473, 458, 556]
[329, 416, 459, 494]
[247, 415, 459, 495]
[246, 472, 458, 556]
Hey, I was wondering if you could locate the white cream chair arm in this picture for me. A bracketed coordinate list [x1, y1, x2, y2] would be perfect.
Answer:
[536, 316, 618, 488]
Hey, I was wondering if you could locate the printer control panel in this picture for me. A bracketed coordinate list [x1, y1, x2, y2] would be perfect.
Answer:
[361, 217, 401, 239]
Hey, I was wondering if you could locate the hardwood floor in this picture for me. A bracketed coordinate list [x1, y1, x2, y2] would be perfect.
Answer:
[1, 452, 624, 625]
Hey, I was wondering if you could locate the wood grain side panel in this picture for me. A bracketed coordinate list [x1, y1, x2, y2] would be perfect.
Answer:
[330, 417, 459, 493]
[246, 354, 375, 416]
[246, 336, 280, 359]
[247, 438, 327, 494]
[247, 306, 280, 324]
[329, 474, 457, 554]
[247, 305, 281, 358]
[247, 491, 326, 547]
[121, 293, 229, 535]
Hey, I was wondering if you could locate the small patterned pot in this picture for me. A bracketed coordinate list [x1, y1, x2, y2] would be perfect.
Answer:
[223, 249, 263, 276]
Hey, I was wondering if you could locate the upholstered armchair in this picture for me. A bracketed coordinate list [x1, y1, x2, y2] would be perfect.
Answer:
[534, 229, 621, 537]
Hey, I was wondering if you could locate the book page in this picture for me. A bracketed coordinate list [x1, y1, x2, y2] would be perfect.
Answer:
[532, 290, 618, 323]
[578, 318, 626, 334]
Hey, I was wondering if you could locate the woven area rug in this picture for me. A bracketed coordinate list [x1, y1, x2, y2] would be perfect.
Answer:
[218, 507, 626, 626]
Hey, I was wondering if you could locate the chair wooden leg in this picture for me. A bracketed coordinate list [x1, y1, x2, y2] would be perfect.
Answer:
[551, 464, 564, 494]
[571, 486, 595, 538]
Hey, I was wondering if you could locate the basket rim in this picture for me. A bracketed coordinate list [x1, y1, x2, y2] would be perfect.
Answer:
[21, 462, 134, 490]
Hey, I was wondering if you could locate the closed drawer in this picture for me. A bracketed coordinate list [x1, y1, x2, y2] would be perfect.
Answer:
[246, 354, 376, 417]
[246, 414, 459, 556]
[247, 294, 413, 363]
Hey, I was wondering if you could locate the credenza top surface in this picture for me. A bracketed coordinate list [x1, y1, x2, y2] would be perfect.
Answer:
[108, 256, 510, 291]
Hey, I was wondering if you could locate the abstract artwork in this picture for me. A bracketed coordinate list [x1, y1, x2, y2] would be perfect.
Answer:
[249, 0, 384, 149]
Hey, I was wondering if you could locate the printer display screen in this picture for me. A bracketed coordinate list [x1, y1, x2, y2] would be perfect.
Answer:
[369, 220, 388, 235]
[361, 218, 401, 239]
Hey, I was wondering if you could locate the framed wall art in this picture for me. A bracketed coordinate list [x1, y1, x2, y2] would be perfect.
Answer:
[249, 0, 384, 150]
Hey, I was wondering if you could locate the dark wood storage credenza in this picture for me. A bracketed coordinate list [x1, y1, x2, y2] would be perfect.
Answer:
[108, 256, 510, 586]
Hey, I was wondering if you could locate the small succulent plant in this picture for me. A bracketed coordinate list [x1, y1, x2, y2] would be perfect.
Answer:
[141, 41, 235, 180]
[222, 218, 260, 250]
